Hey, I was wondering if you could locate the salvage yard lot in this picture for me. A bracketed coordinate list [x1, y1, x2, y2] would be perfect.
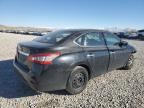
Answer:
[0, 32, 144, 108]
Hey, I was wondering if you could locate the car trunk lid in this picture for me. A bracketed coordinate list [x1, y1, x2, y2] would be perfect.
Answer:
[16, 41, 55, 71]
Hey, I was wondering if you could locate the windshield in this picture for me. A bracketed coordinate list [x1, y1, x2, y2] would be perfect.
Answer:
[34, 30, 74, 44]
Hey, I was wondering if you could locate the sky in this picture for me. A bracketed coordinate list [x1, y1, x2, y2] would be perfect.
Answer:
[0, 0, 144, 29]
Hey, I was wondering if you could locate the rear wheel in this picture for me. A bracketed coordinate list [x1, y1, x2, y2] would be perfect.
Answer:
[66, 66, 88, 95]
[123, 54, 134, 70]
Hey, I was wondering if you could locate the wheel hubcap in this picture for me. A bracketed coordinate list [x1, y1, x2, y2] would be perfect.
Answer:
[72, 72, 85, 89]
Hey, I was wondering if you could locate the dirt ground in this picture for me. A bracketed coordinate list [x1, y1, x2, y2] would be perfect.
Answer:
[0, 32, 144, 108]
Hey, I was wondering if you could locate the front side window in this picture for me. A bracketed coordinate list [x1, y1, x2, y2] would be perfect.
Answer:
[103, 32, 121, 46]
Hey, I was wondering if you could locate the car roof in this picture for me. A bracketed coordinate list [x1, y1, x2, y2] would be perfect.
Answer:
[56, 29, 107, 33]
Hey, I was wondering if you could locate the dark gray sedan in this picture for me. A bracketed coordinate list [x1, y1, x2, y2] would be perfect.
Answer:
[13, 29, 136, 94]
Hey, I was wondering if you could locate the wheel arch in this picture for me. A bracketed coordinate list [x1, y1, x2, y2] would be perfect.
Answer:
[77, 64, 92, 80]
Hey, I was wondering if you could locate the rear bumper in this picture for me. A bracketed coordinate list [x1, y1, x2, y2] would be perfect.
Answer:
[13, 60, 68, 91]
[13, 60, 39, 91]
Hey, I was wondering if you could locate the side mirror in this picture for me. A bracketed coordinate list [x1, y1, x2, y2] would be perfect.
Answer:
[119, 41, 128, 46]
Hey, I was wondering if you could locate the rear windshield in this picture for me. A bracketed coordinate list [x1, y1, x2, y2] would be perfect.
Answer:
[34, 30, 74, 44]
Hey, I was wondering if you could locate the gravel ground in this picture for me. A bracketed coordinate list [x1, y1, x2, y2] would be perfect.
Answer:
[0, 32, 144, 108]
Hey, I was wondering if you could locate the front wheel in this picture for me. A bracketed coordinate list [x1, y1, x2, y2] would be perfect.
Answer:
[66, 66, 88, 95]
[123, 54, 134, 70]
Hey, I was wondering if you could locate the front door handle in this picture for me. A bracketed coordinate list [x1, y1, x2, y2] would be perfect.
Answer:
[87, 54, 95, 57]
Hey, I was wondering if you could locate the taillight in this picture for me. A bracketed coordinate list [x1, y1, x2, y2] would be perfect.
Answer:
[27, 52, 61, 64]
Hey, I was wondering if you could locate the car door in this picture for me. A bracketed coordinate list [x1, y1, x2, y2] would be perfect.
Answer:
[103, 32, 130, 71]
[76, 32, 109, 77]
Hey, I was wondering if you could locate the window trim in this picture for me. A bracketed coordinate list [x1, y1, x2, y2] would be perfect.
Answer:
[73, 32, 106, 48]
[73, 33, 87, 47]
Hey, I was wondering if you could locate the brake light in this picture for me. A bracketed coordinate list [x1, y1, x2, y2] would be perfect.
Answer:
[27, 52, 61, 64]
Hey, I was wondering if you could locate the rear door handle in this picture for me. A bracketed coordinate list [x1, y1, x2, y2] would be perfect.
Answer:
[87, 54, 95, 57]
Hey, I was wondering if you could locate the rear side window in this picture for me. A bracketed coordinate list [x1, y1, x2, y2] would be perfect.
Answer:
[103, 32, 121, 46]
[34, 30, 73, 44]
[84, 32, 105, 46]
[75, 36, 83, 45]
[75, 32, 105, 47]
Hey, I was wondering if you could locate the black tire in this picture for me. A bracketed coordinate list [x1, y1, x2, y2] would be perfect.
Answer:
[66, 66, 88, 95]
[123, 54, 134, 70]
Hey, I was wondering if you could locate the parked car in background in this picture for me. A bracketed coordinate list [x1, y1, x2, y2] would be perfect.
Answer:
[16, 31, 43, 36]
[127, 32, 138, 39]
[115, 32, 139, 40]
[13, 29, 136, 94]
[18, 30, 25, 34]
[138, 30, 144, 40]
[114, 32, 127, 38]
[28, 31, 43, 36]
[41, 32, 48, 35]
